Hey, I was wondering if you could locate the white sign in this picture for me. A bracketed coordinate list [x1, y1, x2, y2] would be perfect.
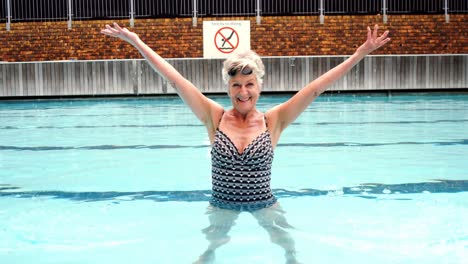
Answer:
[203, 21, 251, 59]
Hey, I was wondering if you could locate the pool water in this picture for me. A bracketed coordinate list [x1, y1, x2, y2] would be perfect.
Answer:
[0, 94, 467, 264]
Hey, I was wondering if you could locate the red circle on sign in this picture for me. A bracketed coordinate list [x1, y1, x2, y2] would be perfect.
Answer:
[214, 27, 239, 54]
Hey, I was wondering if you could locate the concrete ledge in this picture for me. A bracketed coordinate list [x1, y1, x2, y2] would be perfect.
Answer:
[1, 54, 467, 98]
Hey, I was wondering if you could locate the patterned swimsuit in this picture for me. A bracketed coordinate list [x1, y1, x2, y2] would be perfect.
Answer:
[210, 121, 277, 211]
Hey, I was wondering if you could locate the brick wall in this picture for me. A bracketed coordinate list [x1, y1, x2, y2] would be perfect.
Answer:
[1, 14, 467, 62]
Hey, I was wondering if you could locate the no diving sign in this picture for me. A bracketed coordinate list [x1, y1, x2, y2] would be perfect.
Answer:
[215, 27, 239, 54]
[203, 21, 250, 59]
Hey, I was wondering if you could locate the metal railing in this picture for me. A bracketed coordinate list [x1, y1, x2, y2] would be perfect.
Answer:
[6, 0, 67, 21]
[1, 0, 467, 29]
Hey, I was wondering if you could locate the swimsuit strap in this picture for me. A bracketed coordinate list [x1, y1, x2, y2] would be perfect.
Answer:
[216, 110, 225, 128]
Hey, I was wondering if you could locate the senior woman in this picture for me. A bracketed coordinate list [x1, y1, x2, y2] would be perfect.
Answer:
[102, 23, 390, 263]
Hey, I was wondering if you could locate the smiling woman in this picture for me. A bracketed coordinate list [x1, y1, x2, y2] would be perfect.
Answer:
[223, 51, 264, 116]
[101, 22, 390, 263]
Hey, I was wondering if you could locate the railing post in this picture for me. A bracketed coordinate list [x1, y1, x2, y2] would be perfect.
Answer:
[67, 0, 72, 29]
[444, 0, 450, 23]
[129, 0, 135, 28]
[319, 0, 324, 24]
[382, 0, 388, 24]
[193, 0, 197, 27]
[6, 0, 11, 31]
[256, 0, 261, 25]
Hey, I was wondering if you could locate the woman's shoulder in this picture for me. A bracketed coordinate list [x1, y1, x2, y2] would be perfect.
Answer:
[265, 104, 282, 123]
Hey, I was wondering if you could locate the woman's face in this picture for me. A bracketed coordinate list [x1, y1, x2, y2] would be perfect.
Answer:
[228, 73, 261, 115]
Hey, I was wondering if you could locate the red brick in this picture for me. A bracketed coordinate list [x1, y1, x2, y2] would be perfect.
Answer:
[0, 15, 467, 62]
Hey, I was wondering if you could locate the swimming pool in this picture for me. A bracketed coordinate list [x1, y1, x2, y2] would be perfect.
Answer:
[0, 93, 467, 264]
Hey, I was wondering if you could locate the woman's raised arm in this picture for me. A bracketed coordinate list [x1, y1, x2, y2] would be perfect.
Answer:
[268, 24, 390, 133]
[101, 23, 223, 128]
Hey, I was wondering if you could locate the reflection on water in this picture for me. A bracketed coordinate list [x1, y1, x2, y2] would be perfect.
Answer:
[1, 180, 466, 203]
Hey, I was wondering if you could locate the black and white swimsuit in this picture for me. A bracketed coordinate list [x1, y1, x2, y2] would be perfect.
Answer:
[210, 117, 277, 211]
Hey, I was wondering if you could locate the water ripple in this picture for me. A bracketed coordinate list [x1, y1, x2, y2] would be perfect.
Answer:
[0, 180, 466, 203]
[1, 139, 467, 151]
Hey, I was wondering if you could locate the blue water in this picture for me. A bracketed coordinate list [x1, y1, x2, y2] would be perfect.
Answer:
[1, 94, 467, 264]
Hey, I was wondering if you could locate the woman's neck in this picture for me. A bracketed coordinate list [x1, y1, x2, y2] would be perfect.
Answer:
[230, 108, 260, 122]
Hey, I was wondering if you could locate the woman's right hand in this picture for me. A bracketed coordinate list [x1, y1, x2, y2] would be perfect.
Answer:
[101, 22, 139, 45]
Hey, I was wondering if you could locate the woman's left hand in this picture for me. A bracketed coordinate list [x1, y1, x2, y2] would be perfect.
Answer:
[356, 24, 390, 56]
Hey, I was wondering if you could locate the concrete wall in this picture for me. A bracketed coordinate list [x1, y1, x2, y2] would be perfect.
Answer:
[1, 54, 466, 98]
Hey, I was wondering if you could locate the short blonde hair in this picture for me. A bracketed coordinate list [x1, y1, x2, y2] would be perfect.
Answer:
[222, 50, 265, 85]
